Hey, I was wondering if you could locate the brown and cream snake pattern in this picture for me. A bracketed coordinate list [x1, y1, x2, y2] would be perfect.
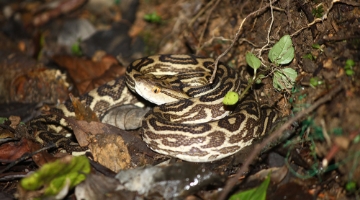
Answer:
[30, 54, 279, 162]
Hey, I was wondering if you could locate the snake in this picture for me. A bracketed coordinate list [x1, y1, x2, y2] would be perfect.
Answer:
[30, 54, 279, 162]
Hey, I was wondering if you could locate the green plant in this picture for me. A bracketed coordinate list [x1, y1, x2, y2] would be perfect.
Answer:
[344, 59, 355, 76]
[20, 156, 90, 198]
[303, 53, 314, 60]
[312, 5, 324, 18]
[0, 117, 6, 124]
[223, 35, 297, 105]
[309, 77, 323, 88]
[268, 35, 295, 66]
[143, 12, 162, 23]
[229, 175, 270, 200]
[312, 43, 324, 53]
[346, 181, 357, 193]
[264, 35, 297, 91]
[224, 35, 297, 105]
[71, 39, 82, 56]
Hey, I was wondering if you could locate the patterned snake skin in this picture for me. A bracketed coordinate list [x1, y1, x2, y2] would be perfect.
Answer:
[30, 54, 279, 162]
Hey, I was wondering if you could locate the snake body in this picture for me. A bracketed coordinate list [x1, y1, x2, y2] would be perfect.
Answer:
[31, 54, 279, 162]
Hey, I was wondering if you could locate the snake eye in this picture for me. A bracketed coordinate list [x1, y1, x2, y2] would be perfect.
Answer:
[152, 87, 161, 94]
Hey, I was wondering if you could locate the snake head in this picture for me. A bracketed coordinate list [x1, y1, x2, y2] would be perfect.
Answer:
[134, 74, 190, 105]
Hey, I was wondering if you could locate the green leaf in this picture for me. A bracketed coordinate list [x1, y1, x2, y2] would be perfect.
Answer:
[273, 68, 297, 90]
[269, 35, 294, 65]
[346, 181, 357, 193]
[144, 12, 162, 23]
[255, 74, 265, 84]
[0, 117, 7, 124]
[229, 175, 271, 200]
[20, 155, 90, 198]
[345, 59, 355, 67]
[354, 135, 360, 143]
[223, 91, 239, 105]
[312, 5, 324, 18]
[345, 69, 355, 76]
[309, 77, 323, 88]
[71, 41, 82, 56]
[302, 53, 314, 60]
[246, 52, 261, 73]
[312, 43, 321, 49]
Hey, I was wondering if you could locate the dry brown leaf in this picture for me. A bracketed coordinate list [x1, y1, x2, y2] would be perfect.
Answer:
[69, 94, 99, 122]
[32, 0, 88, 27]
[29, 141, 58, 167]
[89, 133, 131, 172]
[52, 55, 126, 94]
[65, 118, 156, 168]
[0, 138, 31, 161]
[66, 120, 131, 171]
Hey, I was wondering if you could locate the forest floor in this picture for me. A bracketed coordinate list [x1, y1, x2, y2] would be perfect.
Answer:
[0, 0, 359, 199]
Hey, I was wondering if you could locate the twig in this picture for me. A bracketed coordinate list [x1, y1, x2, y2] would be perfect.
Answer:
[257, 0, 275, 58]
[290, 0, 360, 37]
[196, 0, 222, 54]
[209, 0, 279, 83]
[189, 0, 216, 27]
[199, 36, 232, 50]
[218, 83, 344, 200]
[296, 0, 317, 38]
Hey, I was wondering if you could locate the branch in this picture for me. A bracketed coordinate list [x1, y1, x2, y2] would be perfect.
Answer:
[209, 0, 279, 83]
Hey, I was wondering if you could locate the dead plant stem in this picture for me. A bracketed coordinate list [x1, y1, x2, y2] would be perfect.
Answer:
[196, 0, 222, 54]
[257, 0, 274, 59]
[209, 0, 279, 84]
[290, 0, 360, 37]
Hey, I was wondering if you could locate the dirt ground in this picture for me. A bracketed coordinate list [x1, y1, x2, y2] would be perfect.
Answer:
[0, 0, 360, 199]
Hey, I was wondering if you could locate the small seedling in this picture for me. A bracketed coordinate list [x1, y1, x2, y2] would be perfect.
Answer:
[344, 59, 355, 76]
[224, 35, 297, 105]
[312, 43, 324, 52]
[268, 35, 297, 91]
[309, 77, 323, 88]
[331, 127, 343, 135]
[246, 52, 261, 75]
[0, 117, 6, 124]
[354, 135, 360, 143]
[312, 5, 324, 18]
[71, 40, 82, 56]
[303, 53, 314, 60]
[144, 12, 162, 23]
[345, 181, 357, 193]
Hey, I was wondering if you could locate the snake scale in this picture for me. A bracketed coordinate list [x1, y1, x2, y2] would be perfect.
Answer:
[30, 54, 279, 162]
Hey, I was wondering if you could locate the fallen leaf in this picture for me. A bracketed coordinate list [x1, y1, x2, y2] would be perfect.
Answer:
[69, 94, 99, 122]
[31, 0, 88, 27]
[52, 55, 126, 94]
[0, 138, 31, 161]
[65, 118, 156, 169]
[89, 133, 131, 172]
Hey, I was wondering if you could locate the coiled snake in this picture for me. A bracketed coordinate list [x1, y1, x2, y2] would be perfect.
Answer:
[31, 54, 279, 162]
